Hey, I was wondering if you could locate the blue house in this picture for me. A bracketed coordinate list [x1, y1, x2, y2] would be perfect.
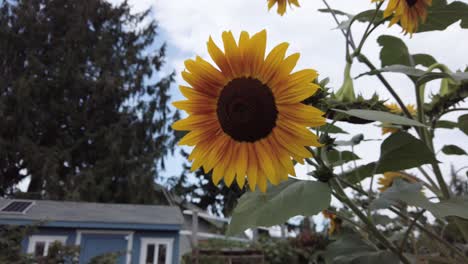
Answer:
[0, 199, 184, 264]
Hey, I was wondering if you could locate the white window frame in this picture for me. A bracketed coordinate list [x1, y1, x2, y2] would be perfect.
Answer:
[27, 235, 67, 257]
[139, 238, 173, 264]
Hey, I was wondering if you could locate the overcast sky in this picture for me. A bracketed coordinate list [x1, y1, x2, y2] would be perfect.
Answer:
[99, 0, 468, 212]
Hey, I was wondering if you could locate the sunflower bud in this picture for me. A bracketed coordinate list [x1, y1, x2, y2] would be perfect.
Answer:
[334, 62, 356, 102]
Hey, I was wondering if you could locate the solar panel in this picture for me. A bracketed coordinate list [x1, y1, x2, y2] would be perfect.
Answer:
[1, 201, 33, 213]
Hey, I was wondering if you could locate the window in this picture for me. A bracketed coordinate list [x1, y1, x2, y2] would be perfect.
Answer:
[139, 238, 173, 264]
[27, 236, 67, 257]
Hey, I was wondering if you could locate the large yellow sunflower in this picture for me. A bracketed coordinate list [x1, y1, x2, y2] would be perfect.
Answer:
[375, 0, 432, 35]
[381, 103, 416, 135]
[172, 30, 325, 192]
[378, 171, 417, 192]
[267, 0, 300, 16]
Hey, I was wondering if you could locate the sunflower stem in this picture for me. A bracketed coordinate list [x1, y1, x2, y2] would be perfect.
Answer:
[338, 178, 467, 260]
[331, 179, 412, 264]
[357, 54, 415, 121]
[354, 1, 384, 55]
[415, 82, 451, 199]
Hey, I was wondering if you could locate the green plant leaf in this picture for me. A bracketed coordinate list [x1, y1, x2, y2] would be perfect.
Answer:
[442, 145, 467, 155]
[227, 179, 331, 235]
[327, 150, 360, 167]
[356, 65, 468, 86]
[376, 132, 437, 173]
[435, 120, 458, 129]
[340, 162, 376, 184]
[318, 123, 348, 134]
[372, 214, 394, 226]
[371, 180, 468, 220]
[459, 114, 468, 135]
[326, 234, 399, 264]
[412, 54, 437, 67]
[377, 35, 411, 67]
[354, 9, 384, 25]
[333, 109, 426, 127]
[317, 8, 352, 18]
[418, 0, 468, 32]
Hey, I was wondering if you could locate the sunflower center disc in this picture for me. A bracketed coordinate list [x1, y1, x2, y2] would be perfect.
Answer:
[217, 77, 278, 142]
[406, 0, 417, 7]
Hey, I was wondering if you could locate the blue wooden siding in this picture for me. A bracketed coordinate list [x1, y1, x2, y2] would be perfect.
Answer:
[17, 226, 180, 264]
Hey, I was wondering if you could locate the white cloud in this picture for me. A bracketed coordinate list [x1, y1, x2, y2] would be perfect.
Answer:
[120, 0, 467, 194]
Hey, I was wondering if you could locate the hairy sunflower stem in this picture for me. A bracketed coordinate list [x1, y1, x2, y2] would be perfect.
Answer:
[354, 1, 384, 54]
[338, 177, 467, 260]
[331, 179, 412, 264]
[321, 0, 356, 50]
[390, 208, 468, 261]
[415, 83, 450, 199]
[399, 210, 426, 253]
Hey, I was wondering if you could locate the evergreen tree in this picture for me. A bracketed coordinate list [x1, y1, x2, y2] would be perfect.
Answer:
[170, 150, 244, 216]
[0, 0, 177, 203]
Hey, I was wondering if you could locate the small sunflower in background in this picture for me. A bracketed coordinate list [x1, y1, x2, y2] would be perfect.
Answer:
[378, 171, 418, 192]
[381, 103, 416, 135]
[172, 30, 325, 192]
[267, 0, 300, 16]
[322, 210, 342, 235]
[374, 0, 432, 35]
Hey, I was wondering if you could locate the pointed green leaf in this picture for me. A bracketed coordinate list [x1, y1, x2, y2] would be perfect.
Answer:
[327, 150, 360, 167]
[376, 132, 437, 173]
[326, 234, 399, 264]
[377, 35, 411, 67]
[341, 162, 377, 185]
[412, 54, 437, 67]
[333, 109, 426, 127]
[227, 180, 331, 235]
[371, 180, 468, 220]
[459, 114, 468, 135]
[418, 0, 468, 32]
[442, 145, 467, 155]
[318, 123, 348, 134]
[435, 120, 458, 129]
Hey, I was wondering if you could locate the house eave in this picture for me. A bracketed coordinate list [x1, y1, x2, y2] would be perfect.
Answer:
[0, 218, 182, 231]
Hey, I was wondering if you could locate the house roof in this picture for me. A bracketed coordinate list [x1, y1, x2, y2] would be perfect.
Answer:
[0, 199, 183, 230]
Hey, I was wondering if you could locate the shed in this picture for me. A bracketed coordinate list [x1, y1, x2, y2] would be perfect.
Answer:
[0, 199, 184, 264]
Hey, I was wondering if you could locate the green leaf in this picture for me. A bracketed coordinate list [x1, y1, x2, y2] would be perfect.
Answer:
[341, 162, 376, 184]
[318, 123, 348, 134]
[418, 0, 468, 33]
[372, 214, 394, 226]
[442, 145, 467, 155]
[317, 8, 352, 18]
[459, 114, 468, 135]
[326, 234, 399, 264]
[376, 132, 437, 173]
[354, 9, 384, 25]
[412, 54, 437, 67]
[227, 180, 331, 235]
[435, 120, 458, 129]
[327, 150, 360, 167]
[377, 35, 411, 67]
[333, 109, 426, 127]
[356, 65, 468, 86]
[371, 180, 468, 220]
